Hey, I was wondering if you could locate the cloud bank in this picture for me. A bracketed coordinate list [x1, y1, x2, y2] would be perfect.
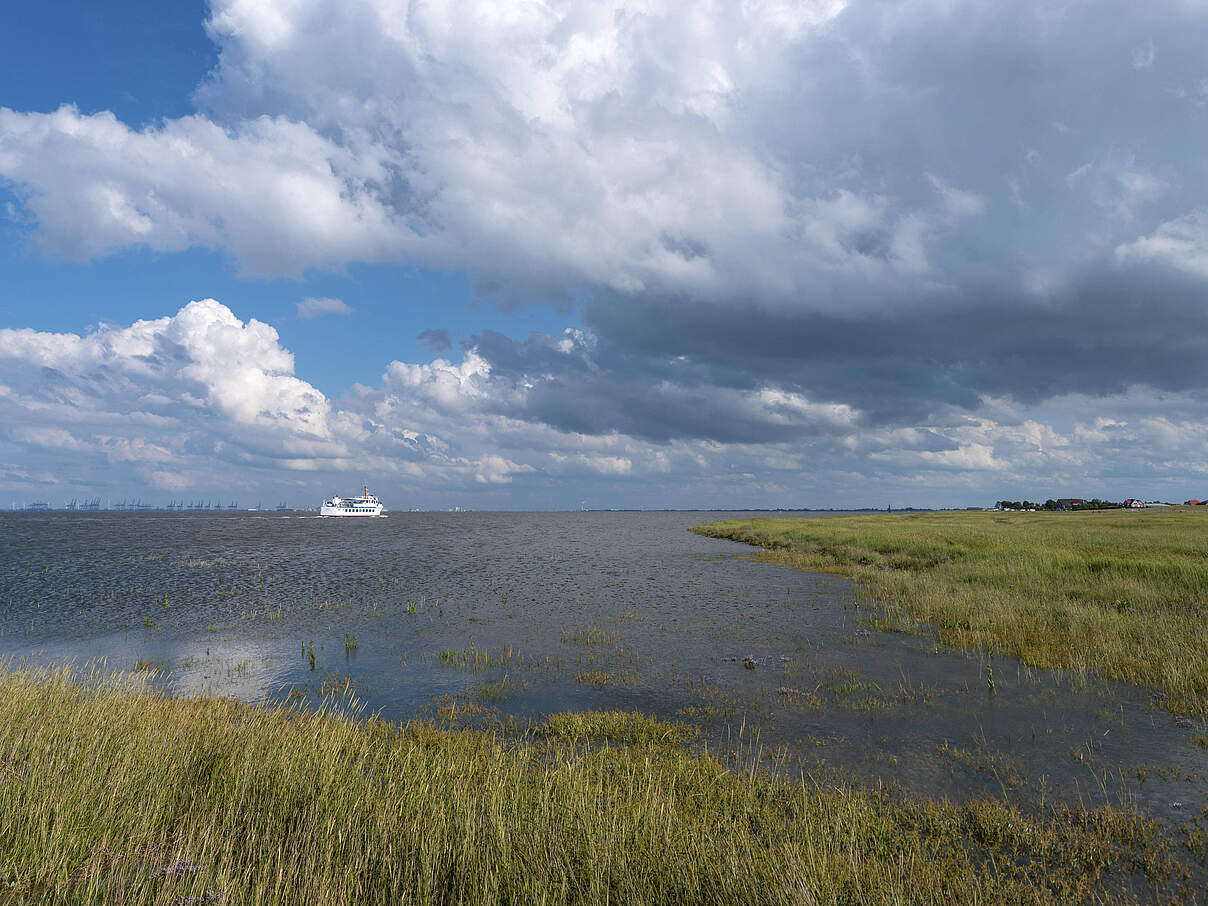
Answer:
[3, 300, 1208, 507]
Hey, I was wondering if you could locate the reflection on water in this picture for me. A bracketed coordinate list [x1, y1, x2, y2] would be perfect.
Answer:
[1, 510, 1204, 825]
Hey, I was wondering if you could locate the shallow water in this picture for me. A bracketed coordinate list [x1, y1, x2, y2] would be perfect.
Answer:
[1, 510, 1205, 826]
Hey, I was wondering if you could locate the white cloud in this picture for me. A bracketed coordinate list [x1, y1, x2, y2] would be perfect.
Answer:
[473, 454, 533, 484]
[0, 0, 945, 307]
[928, 174, 986, 218]
[0, 106, 406, 277]
[297, 297, 354, 319]
[0, 299, 346, 483]
[8, 427, 84, 450]
[1116, 210, 1208, 278]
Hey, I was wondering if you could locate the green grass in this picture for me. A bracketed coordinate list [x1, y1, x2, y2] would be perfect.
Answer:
[693, 508, 1208, 715]
[540, 709, 697, 746]
[0, 664, 1199, 905]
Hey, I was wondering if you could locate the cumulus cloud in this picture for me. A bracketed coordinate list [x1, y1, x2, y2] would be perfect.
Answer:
[0, 107, 406, 276]
[0, 300, 342, 475]
[297, 296, 354, 319]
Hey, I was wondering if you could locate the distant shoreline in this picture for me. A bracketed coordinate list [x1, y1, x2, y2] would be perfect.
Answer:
[693, 507, 1208, 717]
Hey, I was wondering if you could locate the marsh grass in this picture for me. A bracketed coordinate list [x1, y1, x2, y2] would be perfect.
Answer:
[574, 669, 635, 687]
[436, 643, 517, 670]
[694, 509, 1208, 715]
[934, 739, 1025, 790]
[561, 624, 621, 645]
[1, 663, 1201, 905]
[476, 675, 518, 702]
[541, 709, 696, 746]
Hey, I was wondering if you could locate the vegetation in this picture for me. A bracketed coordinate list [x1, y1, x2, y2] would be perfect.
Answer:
[0, 664, 1200, 905]
[996, 498, 1119, 511]
[540, 709, 697, 746]
[693, 508, 1208, 715]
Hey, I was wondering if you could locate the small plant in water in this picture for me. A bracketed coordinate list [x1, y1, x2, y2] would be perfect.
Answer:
[478, 675, 514, 701]
[984, 642, 996, 695]
[575, 670, 618, 686]
[345, 633, 359, 657]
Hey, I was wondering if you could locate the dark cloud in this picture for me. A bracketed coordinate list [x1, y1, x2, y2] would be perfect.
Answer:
[461, 261, 1208, 443]
[416, 328, 452, 353]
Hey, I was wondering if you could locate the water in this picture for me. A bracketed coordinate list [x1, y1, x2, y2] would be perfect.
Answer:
[1, 510, 1204, 825]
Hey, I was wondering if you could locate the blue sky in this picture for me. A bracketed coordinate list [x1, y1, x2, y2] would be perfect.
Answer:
[0, 242, 578, 398]
[0, 0, 214, 125]
[1, 1, 1207, 509]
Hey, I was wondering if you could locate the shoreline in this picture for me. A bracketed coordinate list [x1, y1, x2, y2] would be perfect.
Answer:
[1, 663, 1201, 905]
[692, 509, 1208, 718]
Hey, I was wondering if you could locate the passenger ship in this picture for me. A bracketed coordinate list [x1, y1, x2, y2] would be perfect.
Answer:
[320, 484, 386, 517]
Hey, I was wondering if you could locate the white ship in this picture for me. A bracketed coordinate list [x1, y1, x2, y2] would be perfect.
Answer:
[320, 484, 386, 517]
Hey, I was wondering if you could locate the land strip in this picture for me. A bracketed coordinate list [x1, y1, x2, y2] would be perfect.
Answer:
[693, 508, 1208, 717]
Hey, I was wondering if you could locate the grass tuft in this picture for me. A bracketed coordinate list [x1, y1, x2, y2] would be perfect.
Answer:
[541, 709, 696, 746]
[0, 664, 1200, 905]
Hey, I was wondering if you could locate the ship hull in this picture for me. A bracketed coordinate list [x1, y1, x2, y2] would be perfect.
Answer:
[319, 504, 384, 517]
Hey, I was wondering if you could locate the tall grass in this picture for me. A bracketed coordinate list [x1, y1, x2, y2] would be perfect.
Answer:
[693, 508, 1208, 715]
[0, 664, 1198, 904]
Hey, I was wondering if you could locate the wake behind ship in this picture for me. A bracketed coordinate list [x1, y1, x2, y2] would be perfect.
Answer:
[320, 484, 385, 517]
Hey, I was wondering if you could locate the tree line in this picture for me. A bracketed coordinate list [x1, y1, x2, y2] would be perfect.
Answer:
[995, 499, 1118, 511]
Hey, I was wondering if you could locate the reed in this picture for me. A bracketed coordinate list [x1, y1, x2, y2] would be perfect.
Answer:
[561, 624, 621, 645]
[694, 508, 1208, 715]
[0, 664, 1197, 905]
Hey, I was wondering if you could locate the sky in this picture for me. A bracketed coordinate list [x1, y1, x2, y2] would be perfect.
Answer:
[1, 0, 1207, 511]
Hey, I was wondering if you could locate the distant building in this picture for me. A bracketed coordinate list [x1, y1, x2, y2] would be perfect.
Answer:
[1123, 498, 1146, 508]
[1185, 500, 1202, 506]
[1055, 498, 1086, 510]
